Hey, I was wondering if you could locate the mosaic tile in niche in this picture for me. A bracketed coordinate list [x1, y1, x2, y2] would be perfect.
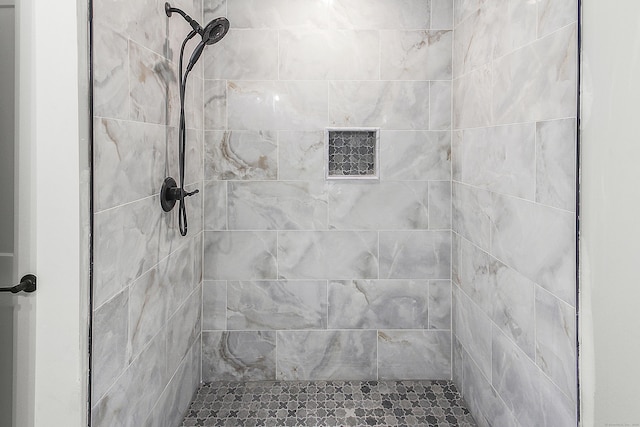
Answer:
[327, 129, 379, 178]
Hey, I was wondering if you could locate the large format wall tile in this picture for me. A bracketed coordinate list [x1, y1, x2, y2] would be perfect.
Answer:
[229, 181, 328, 230]
[227, 280, 327, 330]
[204, 29, 278, 80]
[329, 0, 431, 30]
[492, 327, 576, 427]
[380, 30, 452, 80]
[92, 290, 128, 403]
[378, 330, 451, 380]
[202, 331, 277, 381]
[379, 131, 451, 181]
[203, 79, 226, 130]
[379, 231, 451, 279]
[166, 286, 202, 375]
[228, 80, 328, 130]
[490, 193, 576, 306]
[453, 286, 492, 379]
[277, 330, 377, 380]
[493, 24, 577, 125]
[429, 280, 452, 329]
[203, 281, 227, 330]
[453, 64, 492, 129]
[204, 231, 278, 280]
[535, 288, 577, 403]
[205, 131, 278, 180]
[93, 23, 128, 120]
[279, 30, 380, 80]
[278, 231, 378, 279]
[537, 0, 578, 38]
[328, 182, 429, 230]
[329, 81, 430, 130]
[226, 0, 330, 29]
[278, 131, 325, 181]
[93, 119, 166, 211]
[328, 280, 430, 329]
[452, 183, 492, 252]
[536, 119, 577, 211]
[429, 181, 452, 229]
[129, 41, 178, 126]
[92, 330, 167, 427]
[457, 124, 536, 200]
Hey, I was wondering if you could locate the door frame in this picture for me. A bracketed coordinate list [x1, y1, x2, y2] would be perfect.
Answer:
[13, 0, 91, 425]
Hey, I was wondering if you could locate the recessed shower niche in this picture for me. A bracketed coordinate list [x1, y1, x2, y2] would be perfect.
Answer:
[326, 128, 380, 179]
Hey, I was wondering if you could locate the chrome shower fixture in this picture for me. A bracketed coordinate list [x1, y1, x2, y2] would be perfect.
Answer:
[160, 3, 229, 236]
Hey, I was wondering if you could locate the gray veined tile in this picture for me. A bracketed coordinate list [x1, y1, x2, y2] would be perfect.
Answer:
[227, 280, 327, 330]
[93, 118, 167, 211]
[227, 0, 329, 29]
[228, 80, 328, 130]
[278, 131, 325, 181]
[203, 231, 278, 280]
[93, 196, 162, 308]
[430, 81, 452, 130]
[380, 30, 452, 81]
[92, 289, 128, 403]
[379, 131, 451, 181]
[453, 285, 492, 379]
[452, 182, 492, 252]
[452, 64, 492, 129]
[329, 81, 430, 130]
[492, 327, 576, 427]
[328, 182, 429, 230]
[128, 267, 168, 363]
[93, 22, 128, 120]
[429, 280, 452, 329]
[461, 348, 520, 427]
[379, 230, 451, 279]
[166, 286, 201, 376]
[202, 331, 276, 381]
[279, 30, 380, 80]
[278, 231, 378, 280]
[203, 29, 278, 80]
[492, 23, 577, 125]
[431, 0, 454, 29]
[92, 330, 167, 427]
[228, 181, 328, 230]
[458, 124, 536, 200]
[490, 193, 576, 306]
[428, 181, 452, 229]
[129, 40, 178, 126]
[329, 0, 431, 30]
[535, 287, 577, 403]
[277, 330, 377, 380]
[378, 330, 451, 380]
[203, 280, 227, 330]
[204, 130, 277, 180]
[537, 0, 578, 39]
[162, 239, 198, 318]
[203, 79, 226, 131]
[328, 280, 430, 329]
[203, 181, 227, 230]
[536, 119, 577, 212]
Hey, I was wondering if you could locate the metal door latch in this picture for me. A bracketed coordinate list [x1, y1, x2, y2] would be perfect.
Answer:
[0, 274, 37, 293]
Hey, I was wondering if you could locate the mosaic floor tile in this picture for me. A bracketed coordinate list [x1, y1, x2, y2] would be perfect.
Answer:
[181, 380, 476, 426]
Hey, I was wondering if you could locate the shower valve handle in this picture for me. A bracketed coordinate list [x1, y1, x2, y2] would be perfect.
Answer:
[160, 177, 198, 212]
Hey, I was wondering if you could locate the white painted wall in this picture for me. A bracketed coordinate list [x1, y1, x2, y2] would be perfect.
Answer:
[580, 1, 640, 425]
[13, 0, 90, 425]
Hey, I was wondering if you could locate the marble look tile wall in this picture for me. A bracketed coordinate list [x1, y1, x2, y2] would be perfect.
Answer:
[201, 0, 454, 382]
[91, 0, 204, 425]
[452, 1, 578, 426]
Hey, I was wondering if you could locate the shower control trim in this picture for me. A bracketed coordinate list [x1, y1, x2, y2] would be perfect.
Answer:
[160, 177, 199, 212]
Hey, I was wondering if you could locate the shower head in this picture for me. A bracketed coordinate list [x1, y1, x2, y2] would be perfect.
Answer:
[202, 17, 230, 46]
[185, 17, 229, 72]
[165, 2, 229, 72]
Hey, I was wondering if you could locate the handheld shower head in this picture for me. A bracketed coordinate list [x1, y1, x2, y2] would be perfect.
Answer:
[185, 17, 229, 72]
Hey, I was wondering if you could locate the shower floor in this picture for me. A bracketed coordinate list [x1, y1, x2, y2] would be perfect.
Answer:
[180, 380, 476, 426]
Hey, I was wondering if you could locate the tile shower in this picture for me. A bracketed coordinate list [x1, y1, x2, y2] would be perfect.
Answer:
[89, 0, 578, 426]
